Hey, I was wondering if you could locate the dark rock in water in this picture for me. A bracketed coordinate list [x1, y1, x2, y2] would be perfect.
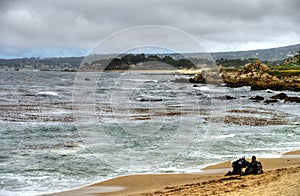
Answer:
[23, 93, 35, 97]
[189, 74, 206, 83]
[214, 95, 236, 100]
[63, 142, 79, 148]
[192, 84, 199, 87]
[269, 93, 300, 102]
[136, 97, 163, 102]
[264, 99, 279, 104]
[84, 78, 91, 81]
[284, 96, 300, 103]
[249, 95, 264, 101]
[270, 93, 288, 100]
[195, 92, 202, 96]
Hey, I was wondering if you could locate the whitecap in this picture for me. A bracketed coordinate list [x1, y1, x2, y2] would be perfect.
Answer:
[196, 85, 227, 93]
[37, 91, 59, 96]
[218, 134, 236, 139]
[203, 134, 235, 139]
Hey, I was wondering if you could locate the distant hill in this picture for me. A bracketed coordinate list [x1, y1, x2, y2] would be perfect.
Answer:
[211, 43, 300, 61]
[0, 43, 299, 70]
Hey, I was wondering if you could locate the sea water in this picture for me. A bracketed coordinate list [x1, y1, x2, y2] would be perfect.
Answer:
[0, 70, 299, 195]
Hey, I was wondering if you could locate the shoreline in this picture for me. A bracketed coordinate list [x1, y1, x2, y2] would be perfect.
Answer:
[47, 150, 300, 196]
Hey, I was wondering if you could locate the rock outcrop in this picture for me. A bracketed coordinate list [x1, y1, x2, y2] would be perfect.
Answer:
[240, 59, 270, 75]
[190, 59, 300, 91]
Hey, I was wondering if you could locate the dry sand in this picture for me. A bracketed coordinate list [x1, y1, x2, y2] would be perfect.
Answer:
[48, 150, 300, 196]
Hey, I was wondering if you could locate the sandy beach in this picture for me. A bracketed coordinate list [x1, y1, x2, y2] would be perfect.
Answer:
[48, 150, 300, 196]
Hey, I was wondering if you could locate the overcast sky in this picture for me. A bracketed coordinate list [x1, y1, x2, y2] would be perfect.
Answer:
[0, 0, 299, 58]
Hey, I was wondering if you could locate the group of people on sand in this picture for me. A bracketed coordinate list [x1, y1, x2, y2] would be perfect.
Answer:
[225, 156, 263, 176]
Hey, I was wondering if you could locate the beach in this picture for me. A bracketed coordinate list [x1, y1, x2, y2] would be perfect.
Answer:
[48, 150, 300, 196]
[1, 70, 299, 195]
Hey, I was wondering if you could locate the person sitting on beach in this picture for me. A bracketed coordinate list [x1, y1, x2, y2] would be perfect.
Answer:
[225, 156, 249, 176]
[245, 156, 263, 174]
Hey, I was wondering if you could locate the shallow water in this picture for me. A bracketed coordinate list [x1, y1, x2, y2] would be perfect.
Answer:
[0, 70, 299, 195]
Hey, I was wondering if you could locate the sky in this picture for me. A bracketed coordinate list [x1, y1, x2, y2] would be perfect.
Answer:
[0, 0, 299, 58]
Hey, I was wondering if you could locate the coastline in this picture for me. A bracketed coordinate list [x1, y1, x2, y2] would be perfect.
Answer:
[100, 68, 202, 75]
[47, 150, 300, 196]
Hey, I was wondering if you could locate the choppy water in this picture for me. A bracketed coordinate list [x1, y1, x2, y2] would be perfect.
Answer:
[0, 70, 299, 195]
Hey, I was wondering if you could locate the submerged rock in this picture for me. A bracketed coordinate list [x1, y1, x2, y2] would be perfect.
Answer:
[264, 99, 279, 104]
[249, 95, 264, 101]
[63, 141, 79, 148]
[284, 96, 300, 103]
[136, 97, 163, 102]
[214, 95, 236, 100]
[205, 115, 286, 126]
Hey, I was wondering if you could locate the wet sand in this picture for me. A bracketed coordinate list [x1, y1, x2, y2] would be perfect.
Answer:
[47, 150, 300, 196]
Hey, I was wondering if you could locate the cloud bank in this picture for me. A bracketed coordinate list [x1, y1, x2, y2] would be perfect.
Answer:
[0, 0, 299, 58]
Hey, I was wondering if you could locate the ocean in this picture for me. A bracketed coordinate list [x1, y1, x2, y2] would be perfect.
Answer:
[0, 70, 299, 195]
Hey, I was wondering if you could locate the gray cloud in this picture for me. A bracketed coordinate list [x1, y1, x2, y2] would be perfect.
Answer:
[0, 0, 299, 57]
